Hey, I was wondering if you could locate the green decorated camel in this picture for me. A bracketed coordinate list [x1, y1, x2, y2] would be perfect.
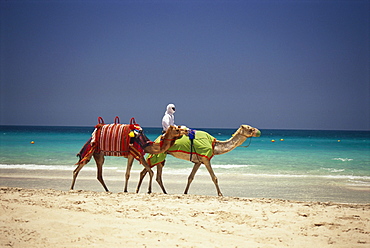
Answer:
[137, 125, 261, 196]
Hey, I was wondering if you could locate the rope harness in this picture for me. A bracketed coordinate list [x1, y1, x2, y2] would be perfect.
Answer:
[240, 137, 253, 148]
[188, 129, 196, 161]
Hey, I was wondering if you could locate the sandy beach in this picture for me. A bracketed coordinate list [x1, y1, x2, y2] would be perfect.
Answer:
[1, 185, 369, 247]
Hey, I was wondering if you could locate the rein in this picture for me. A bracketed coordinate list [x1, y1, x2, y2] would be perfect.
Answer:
[160, 134, 181, 147]
[161, 134, 182, 141]
[240, 137, 253, 148]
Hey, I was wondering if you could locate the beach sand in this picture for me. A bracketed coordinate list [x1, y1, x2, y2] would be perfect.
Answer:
[1, 186, 369, 247]
[1, 167, 370, 247]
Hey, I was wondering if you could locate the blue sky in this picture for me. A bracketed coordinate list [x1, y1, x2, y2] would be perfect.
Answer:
[1, 0, 369, 130]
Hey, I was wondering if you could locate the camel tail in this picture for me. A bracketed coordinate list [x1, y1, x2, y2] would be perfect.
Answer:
[75, 138, 95, 165]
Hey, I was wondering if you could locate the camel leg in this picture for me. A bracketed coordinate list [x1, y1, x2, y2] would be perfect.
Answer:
[156, 162, 167, 194]
[136, 162, 167, 194]
[136, 168, 147, 193]
[203, 160, 223, 196]
[138, 157, 154, 194]
[94, 153, 109, 192]
[70, 161, 88, 190]
[124, 155, 134, 192]
[184, 162, 202, 194]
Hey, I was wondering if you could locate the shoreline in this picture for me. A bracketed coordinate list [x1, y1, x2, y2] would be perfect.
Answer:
[1, 186, 369, 247]
[1, 168, 369, 204]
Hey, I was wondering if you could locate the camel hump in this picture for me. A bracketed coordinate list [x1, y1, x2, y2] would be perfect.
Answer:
[169, 130, 215, 159]
[96, 124, 131, 157]
[195, 130, 215, 140]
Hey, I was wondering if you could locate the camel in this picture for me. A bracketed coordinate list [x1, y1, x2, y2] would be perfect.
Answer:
[70, 125, 186, 193]
[137, 125, 261, 196]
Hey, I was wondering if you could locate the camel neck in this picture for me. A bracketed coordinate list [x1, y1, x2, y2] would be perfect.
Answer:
[213, 131, 248, 156]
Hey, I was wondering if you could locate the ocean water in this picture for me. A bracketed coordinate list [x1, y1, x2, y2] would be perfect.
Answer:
[1, 125, 369, 200]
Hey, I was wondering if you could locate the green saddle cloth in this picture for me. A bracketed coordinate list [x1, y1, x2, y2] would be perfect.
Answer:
[147, 130, 216, 167]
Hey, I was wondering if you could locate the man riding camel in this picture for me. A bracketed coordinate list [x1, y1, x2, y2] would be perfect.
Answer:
[162, 103, 176, 132]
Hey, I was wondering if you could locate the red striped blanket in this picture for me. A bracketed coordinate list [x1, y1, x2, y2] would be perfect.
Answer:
[76, 123, 148, 165]
[96, 124, 131, 157]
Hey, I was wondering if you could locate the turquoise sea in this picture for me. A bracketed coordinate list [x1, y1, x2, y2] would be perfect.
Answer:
[1, 125, 369, 202]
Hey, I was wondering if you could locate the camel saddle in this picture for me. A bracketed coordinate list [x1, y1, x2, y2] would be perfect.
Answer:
[76, 117, 151, 165]
[146, 130, 216, 167]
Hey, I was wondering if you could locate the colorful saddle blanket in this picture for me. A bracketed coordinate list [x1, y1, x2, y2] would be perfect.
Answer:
[76, 123, 151, 165]
[147, 130, 216, 167]
[96, 124, 131, 157]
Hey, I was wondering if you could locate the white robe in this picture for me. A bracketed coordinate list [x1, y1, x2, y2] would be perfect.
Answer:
[162, 104, 176, 131]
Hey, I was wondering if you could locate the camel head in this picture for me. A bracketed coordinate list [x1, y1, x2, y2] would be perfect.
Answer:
[238, 125, 261, 138]
[164, 125, 188, 139]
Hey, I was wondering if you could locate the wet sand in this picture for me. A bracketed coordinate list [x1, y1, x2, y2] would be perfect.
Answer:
[1, 168, 369, 203]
